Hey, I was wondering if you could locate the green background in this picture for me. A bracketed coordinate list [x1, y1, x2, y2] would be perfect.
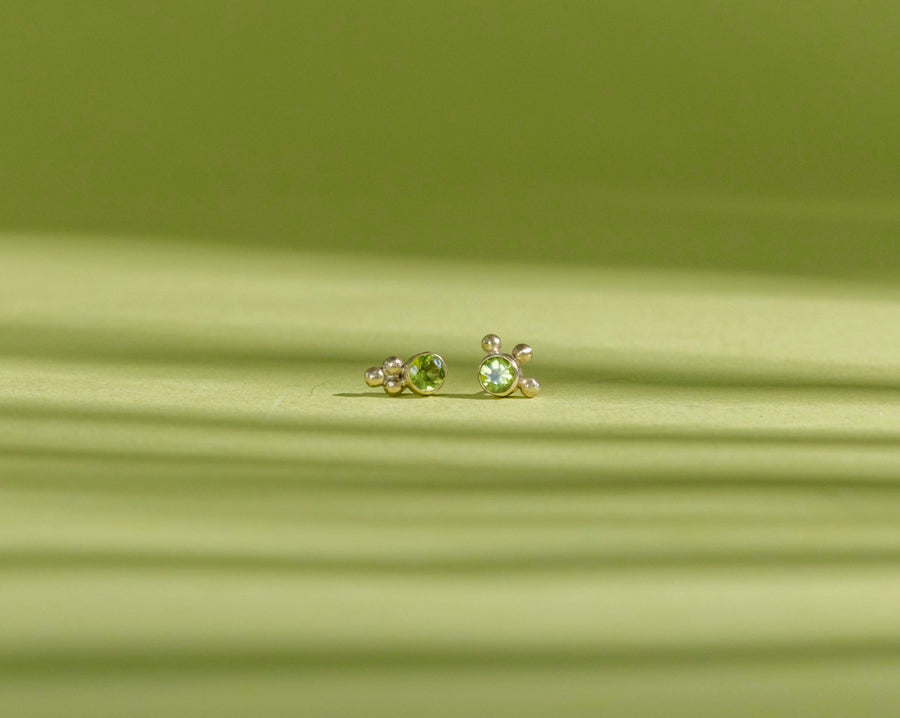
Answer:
[1, 2, 899, 716]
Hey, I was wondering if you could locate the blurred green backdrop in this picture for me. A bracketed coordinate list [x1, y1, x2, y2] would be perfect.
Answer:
[1, 1, 898, 276]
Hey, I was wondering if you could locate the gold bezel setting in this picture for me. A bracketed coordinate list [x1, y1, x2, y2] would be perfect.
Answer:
[403, 351, 447, 396]
[477, 334, 541, 398]
[477, 353, 521, 397]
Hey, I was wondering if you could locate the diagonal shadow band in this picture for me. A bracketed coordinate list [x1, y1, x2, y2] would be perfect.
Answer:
[1, 401, 899, 449]
[333, 392, 526, 400]
[4, 444, 900, 496]
[1, 546, 899, 576]
[2, 640, 900, 676]
[1, 319, 899, 391]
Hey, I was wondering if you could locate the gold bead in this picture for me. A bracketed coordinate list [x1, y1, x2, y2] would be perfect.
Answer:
[512, 344, 533, 364]
[382, 356, 404, 376]
[481, 334, 502, 353]
[364, 366, 385, 387]
[384, 376, 404, 395]
[520, 377, 541, 398]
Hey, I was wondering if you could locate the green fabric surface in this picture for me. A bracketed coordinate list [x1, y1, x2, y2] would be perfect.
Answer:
[2, 238, 900, 716]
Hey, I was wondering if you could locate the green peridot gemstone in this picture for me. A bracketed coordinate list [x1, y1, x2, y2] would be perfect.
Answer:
[479, 356, 517, 395]
[407, 353, 446, 393]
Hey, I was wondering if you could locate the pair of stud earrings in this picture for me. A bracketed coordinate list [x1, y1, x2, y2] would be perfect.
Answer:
[364, 334, 541, 398]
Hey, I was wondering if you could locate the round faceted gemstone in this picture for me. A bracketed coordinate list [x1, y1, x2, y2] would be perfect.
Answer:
[406, 353, 446, 393]
[479, 356, 517, 395]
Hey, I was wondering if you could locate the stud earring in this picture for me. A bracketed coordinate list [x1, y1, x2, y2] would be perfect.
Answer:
[477, 334, 541, 398]
[364, 352, 447, 396]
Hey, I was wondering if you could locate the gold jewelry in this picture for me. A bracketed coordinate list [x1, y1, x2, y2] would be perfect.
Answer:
[364, 352, 447, 396]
